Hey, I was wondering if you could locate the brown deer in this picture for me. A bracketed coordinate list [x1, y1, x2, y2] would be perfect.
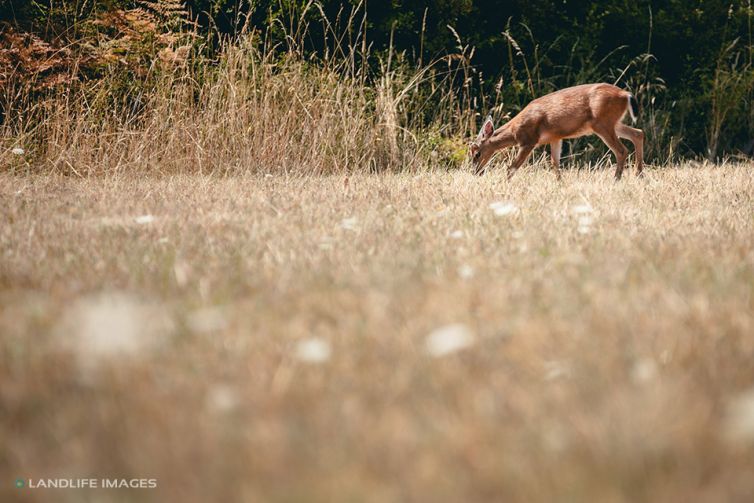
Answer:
[469, 83, 644, 180]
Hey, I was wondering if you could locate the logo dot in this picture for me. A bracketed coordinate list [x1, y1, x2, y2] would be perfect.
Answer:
[15, 479, 24, 488]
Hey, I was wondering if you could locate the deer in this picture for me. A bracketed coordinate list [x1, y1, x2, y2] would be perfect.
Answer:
[468, 83, 644, 180]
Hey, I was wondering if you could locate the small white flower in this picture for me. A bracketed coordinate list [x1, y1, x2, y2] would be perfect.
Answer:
[457, 264, 475, 280]
[173, 261, 190, 287]
[489, 201, 519, 217]
[340, 217, 359, 231]
[573, 204, 594, 234]
[631, 357, 658, 384]
[187, 306, 228, 333]
[449, 230, 464, 239]
[723, 388, 754, 444]
[55, 292, 171, 378]
[98, 217, 122, 227]
[134, 214, 156, 225]
[206, 385, 239, 413]
[264, 174, 273, 178]
[571, 204, 593, 215]
[71, 294, 149, 358]
[11, 147, 25, 155]
[544, 360, 572, 380]
[294, 337, 331, 363]
[426, 324, 475, 357]
[577, 215, 592, 234]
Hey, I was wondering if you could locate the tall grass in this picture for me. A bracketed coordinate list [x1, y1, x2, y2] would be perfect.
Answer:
[1, 4, 478, 175]
[4, 3, 751, 174]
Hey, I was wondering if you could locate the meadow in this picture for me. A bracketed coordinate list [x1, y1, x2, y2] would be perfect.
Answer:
[4, 3, 754, 500]
[3, 163, 754, 502]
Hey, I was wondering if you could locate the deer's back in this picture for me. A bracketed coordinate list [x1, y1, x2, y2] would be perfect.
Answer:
[512, 83, 629, 144]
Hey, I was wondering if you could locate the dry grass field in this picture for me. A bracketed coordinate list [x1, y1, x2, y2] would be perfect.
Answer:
[2, 163, 754, 502]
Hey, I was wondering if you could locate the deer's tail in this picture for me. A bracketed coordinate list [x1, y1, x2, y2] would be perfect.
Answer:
[627, 94, 639, 124]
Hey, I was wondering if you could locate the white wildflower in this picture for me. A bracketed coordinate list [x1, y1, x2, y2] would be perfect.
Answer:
[489, 201, 519, 217]
[723, 388, 754, 445]
[577, 215, 593, 234]
[294, 337, 331, 364]
[573, 204, 594, 234]
[173, 261, 190, 287]
[11, 147, 25, 155]
[571, 204, 593, 215]
[449, 230, 464, 239]
[187, 306, 228, 333]
[134, 214, 156, 225]
[206, 384, 239, 413]
[426, 324, 475, 357]
[457, 264, 475, 280]
[340, 217, 359, 231]
[544, 360, 572, 380]
[631, 357, 658, 384]
[98, 217, 123, 227]
[56, 292, 170, 376]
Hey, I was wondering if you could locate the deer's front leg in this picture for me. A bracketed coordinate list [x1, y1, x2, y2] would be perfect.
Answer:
[507, 144, 535, 180]
[550, 140, 563, 181]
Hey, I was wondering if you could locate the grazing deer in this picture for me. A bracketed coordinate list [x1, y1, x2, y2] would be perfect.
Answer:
[469, 83, 644, 180]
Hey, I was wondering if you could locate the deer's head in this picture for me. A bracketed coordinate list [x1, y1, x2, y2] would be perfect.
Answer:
[469, 116, 495, 175]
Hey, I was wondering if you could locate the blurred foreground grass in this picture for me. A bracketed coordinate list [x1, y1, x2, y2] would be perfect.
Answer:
[2, 165, 754, 502]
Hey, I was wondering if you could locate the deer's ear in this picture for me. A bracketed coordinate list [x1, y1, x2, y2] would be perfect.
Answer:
[478, 116, 494, 140]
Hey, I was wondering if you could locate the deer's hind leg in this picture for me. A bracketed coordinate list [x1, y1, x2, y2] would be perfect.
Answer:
[616, 123, 645, 176]
[593, 124, 628, 180]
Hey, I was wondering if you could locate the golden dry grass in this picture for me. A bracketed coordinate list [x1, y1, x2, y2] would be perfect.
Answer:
[3, 164, 754, 502]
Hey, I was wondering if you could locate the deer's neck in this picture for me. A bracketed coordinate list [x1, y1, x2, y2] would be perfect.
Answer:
[490, 122, 517, 149]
